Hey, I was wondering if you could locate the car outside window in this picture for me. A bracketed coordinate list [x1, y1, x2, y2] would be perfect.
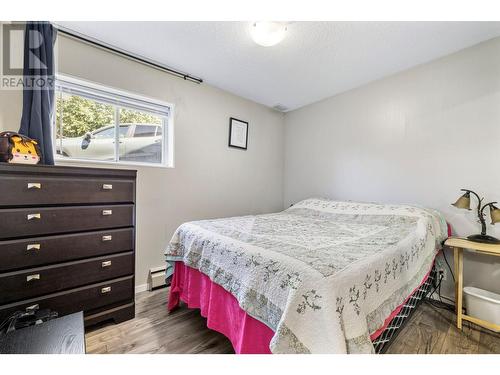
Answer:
[93, 126, 115, 139]
[133, 125, 157, 138]
[54, 76, 171, 167]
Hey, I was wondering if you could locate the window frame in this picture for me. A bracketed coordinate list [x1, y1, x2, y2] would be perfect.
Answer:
[53, 74, 174, 169]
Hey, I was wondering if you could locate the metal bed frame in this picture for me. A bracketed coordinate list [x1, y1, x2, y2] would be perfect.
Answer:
[372, 265, 437, 354]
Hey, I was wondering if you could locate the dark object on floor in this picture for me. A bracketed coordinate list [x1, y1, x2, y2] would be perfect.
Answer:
[0, 311, 85, 354]
[0, 308, 58, 334]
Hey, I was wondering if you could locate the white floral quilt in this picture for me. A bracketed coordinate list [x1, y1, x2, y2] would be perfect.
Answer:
[165, 198, 447, 353]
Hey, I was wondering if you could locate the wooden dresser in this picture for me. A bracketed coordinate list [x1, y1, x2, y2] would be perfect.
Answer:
[0, 164, 136, 327]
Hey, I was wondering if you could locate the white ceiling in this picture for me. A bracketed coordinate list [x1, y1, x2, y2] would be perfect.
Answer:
[57, 21, 500, 111]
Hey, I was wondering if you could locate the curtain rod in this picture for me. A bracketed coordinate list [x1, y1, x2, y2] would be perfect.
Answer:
[53, 24, 203, 84]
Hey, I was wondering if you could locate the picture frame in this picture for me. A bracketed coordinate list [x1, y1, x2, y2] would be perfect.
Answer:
[228, 117, 249, 150]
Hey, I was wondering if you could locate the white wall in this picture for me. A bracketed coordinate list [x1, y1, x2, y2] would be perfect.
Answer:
[0, 33, 285, 289]
[284, 37, 500, 299]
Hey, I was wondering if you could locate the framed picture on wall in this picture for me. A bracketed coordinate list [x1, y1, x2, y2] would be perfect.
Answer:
[228, 117, 249, 150]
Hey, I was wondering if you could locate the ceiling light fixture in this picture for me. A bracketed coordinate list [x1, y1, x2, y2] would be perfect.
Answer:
[250, 22, 287, 47]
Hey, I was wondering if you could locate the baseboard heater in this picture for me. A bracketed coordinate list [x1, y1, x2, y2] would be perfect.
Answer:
[148, 266, 170, 291]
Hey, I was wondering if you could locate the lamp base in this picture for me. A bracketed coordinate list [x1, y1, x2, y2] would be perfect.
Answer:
[467, 234, 500, 244]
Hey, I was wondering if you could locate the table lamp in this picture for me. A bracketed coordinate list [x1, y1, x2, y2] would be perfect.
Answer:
[452, 189, 500, 244]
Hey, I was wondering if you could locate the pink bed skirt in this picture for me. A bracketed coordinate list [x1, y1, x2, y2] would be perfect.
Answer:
[168, 261, 434, 354]
[168, 261, 274, 354]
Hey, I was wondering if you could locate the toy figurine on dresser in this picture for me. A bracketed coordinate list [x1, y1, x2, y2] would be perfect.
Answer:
[0, 132, 42, 165]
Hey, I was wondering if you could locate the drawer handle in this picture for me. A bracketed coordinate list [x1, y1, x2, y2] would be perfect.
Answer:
[26, 243, 41, 251]
[102, 260, 112, 268]
[27, 182, 41, 189]
[102, 235, 112, 241]
[102, 209, 113, 216]
[102, 184, 113, 190]
[26, 304, 39, 312]
[27, 213, 41, 221]
[101, 286, 111, 294]
[26, 274, 40, 282]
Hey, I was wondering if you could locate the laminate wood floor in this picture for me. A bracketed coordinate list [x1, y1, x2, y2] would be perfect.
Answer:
[85, 288, 500, 354]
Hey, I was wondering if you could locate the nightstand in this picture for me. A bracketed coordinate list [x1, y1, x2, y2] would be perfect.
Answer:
[444, 237, 500, 332]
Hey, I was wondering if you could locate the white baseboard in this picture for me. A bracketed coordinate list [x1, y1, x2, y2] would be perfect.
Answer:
[135, 283, 148, 294]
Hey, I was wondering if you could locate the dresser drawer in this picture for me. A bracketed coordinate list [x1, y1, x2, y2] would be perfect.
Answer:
[0, 205, 134, 240]
[0, 175, 134, 207]
[0, 276, 134, 321]
[0, 228, 134, 272]
[0, 252, 134, 304]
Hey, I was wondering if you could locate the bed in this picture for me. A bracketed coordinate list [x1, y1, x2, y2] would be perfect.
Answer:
[165, 198, 448, 354]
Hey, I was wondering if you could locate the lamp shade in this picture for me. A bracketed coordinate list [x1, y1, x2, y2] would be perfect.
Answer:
[452, 192, 471, 210]
[490, 205, 500, 225]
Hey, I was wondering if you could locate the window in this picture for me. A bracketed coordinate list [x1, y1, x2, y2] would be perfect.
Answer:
[54, 75, 172, 167]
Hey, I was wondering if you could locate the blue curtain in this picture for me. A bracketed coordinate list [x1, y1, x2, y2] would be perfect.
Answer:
[18, 22, 57, 165]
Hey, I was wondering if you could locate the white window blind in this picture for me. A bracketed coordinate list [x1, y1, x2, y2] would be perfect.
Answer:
[53, 74, 173, 168]
[55, 76, 171, 118]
